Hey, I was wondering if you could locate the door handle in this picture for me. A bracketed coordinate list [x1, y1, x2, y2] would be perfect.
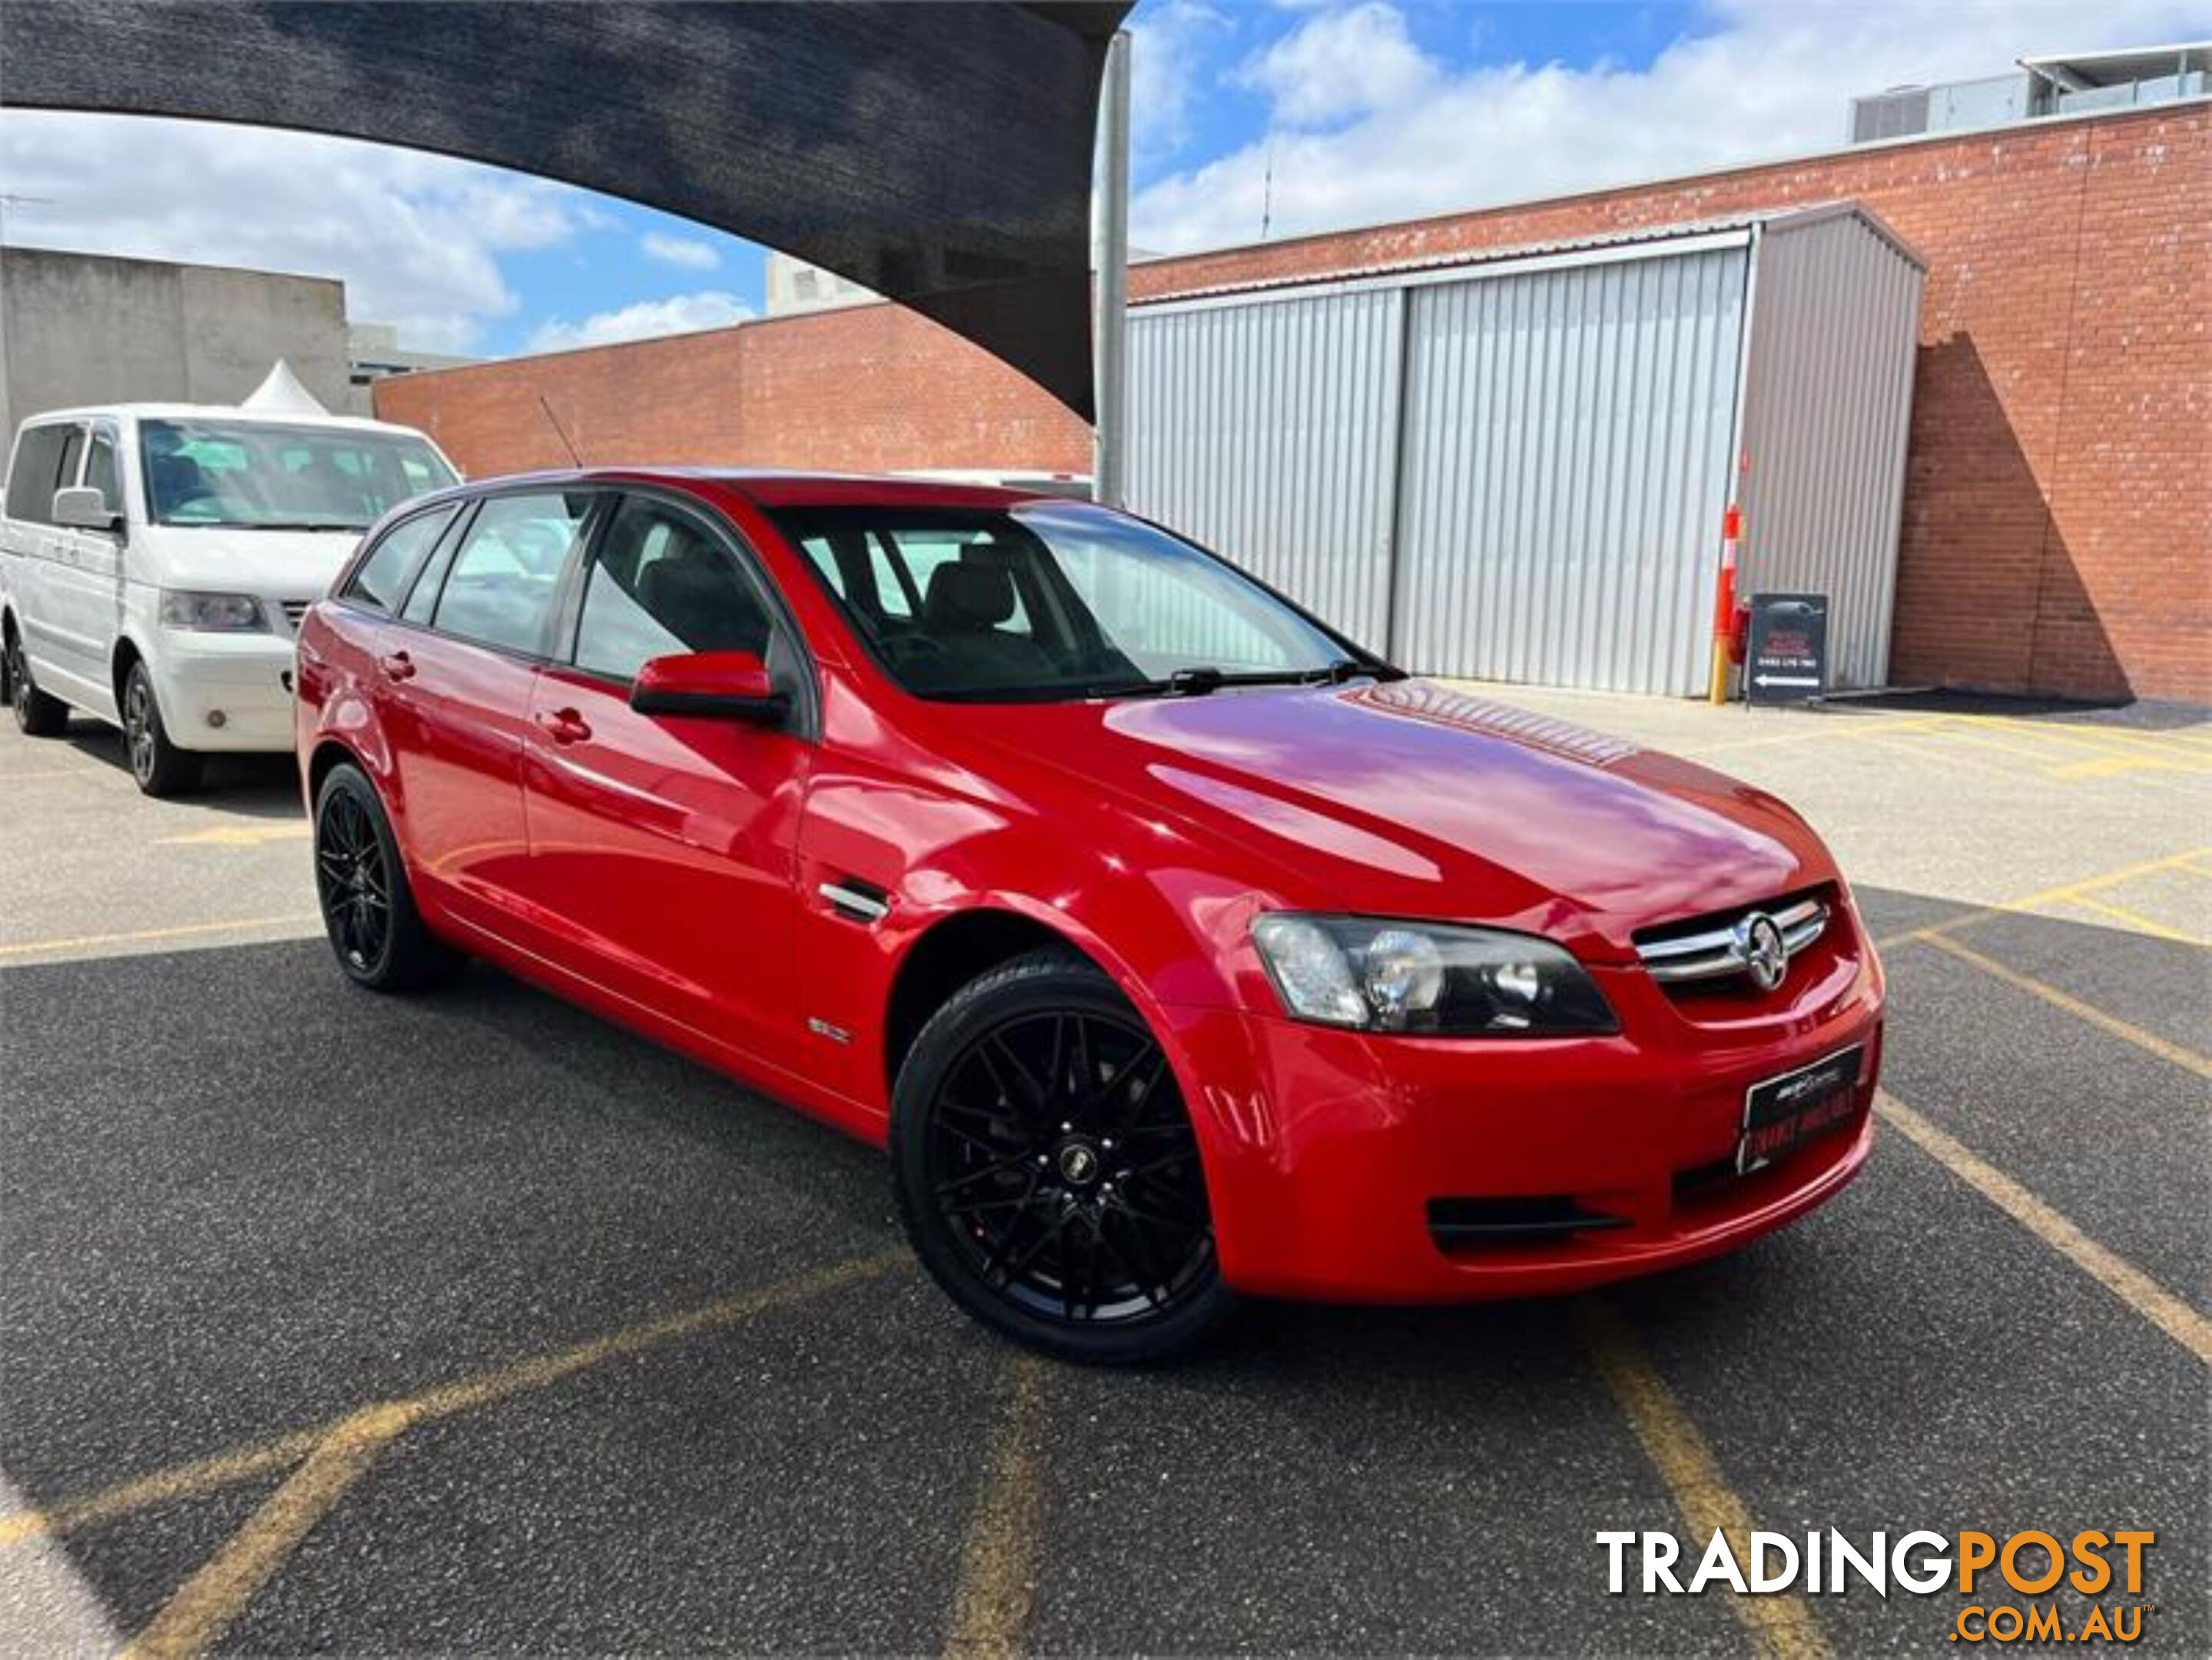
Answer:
[534, 707, 592, 745]
[377, 650, 416, 682]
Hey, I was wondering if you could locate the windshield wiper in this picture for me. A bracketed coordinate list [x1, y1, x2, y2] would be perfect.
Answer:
[241, 520, 366, 533]
[1152, 659, 1378, 697]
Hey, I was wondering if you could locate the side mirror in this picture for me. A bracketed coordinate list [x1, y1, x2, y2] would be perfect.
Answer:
[53, 486, 122, 534]
[629, 650, 788, 724]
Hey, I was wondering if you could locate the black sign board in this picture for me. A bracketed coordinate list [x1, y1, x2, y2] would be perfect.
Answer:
[1745, 593, 1829, 705]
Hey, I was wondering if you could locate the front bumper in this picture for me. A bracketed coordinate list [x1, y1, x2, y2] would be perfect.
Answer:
[151, 632, 297, 752]
[1162, 928, 1883, 1303]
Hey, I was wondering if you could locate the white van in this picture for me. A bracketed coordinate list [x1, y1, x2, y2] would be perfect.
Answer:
[1, 394, 458, 792]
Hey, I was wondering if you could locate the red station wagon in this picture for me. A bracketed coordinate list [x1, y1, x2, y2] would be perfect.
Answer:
[295, 470, 1884, 1362]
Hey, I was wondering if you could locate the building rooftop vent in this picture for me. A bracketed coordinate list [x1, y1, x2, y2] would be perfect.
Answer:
[1849, 40, 2207, 143]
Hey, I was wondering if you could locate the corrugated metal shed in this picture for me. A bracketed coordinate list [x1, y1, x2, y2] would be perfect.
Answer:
[1127, 287, 1403, 649]
[1125, 202, 1925, 696]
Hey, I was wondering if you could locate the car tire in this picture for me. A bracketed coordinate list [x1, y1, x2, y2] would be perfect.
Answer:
[120, 660, 202, 795]
[313, 761, 462, 991]
[890, 947, 1235, 1364]
[7, 627, 71, 738]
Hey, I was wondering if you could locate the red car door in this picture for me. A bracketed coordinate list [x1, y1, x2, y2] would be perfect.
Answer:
[519, 490, 813, 1064]
[376, 488, 599, 943]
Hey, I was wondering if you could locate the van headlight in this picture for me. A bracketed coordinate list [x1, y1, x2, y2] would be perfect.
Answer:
[1250, 914, 1617, 1036]
[161, 590, 269, 632]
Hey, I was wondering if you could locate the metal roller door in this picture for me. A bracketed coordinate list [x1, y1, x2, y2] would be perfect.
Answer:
[1390, 247, 1749, 694]
[1128, 287, 1403, 651]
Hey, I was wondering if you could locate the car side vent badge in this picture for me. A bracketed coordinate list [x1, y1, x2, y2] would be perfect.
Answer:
[819, 878, 891, 925]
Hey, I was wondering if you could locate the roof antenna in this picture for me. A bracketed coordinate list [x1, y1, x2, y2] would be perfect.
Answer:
[536, 393, 583, 467]
[1259, 135, 1275, 241]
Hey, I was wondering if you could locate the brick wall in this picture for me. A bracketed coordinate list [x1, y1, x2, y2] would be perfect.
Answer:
[377, 103, 2210, 702]
[373, 301, 1094, 480]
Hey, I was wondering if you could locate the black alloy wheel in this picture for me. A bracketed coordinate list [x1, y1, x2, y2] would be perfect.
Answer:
[312, 762, 461, 991]
[7, 629, 70, 737]
[317, 782, 393, 976]
[892, 948, 1232, 1363]
[121, 660, 200, 795]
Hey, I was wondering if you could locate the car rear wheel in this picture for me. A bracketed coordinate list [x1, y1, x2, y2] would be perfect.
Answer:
[7, 629, 71, 737]
[313, 762, 461, 991]
[891, 948, 1233, 1363]
[121, 660, 201, 796]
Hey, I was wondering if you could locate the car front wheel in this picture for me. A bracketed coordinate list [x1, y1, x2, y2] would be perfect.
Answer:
[121, 660, 201, 795]
[891, 948, 1233, 1363]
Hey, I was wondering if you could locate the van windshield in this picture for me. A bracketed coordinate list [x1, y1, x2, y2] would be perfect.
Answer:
[140, 419, 456, 531]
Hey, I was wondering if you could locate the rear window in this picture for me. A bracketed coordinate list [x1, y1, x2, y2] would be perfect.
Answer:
[342, 505, 459, 614]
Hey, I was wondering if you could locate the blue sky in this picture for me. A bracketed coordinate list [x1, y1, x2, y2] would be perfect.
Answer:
[469, 1, 1705, 352]
[2, 1, 2204, 358]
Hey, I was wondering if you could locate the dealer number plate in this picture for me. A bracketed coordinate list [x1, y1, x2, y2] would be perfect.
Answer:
[1738, 1044, 1863, 1174]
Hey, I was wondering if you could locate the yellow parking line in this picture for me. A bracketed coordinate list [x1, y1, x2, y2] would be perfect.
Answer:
[1871, 847, 2212, 951]
[121, 1404, 417, 1660]
[943, 1353, 1049, 1659]
[1850, 729, 2028, 784]
[1686, 715, 1952, 757]
[1875, 1093, 2210, 1366]
[0, 1251, 907, 1550]
[0, 1436, 320, 1549]
[155, 823, 313, 848]
[1572, 1300, 1831, 1660]
[2058, 892, 2211, 948]
[2048, 752, 2212, 781]
[0, 914, 321, 961]
[1919, 723, 2092, 768]
[1909, 932, 2212, 1081]
[1955, 715, 2212, 757]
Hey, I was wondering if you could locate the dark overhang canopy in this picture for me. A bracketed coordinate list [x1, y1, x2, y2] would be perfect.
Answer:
[0, 1, 1132, 418]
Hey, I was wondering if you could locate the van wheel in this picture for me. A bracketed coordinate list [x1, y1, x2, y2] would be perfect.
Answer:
[121, 661, 201, 795]
[890, 948, 1234, 1364]
[7, 629, 70, 737]
[313, 762, 460, 991]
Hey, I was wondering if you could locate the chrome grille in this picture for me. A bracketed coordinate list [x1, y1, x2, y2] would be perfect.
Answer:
[1634, 896, 1828, 987]
[280, 599, 310, 633]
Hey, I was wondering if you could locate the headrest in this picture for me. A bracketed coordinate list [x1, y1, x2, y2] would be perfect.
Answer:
[924, 560, 1016, 629]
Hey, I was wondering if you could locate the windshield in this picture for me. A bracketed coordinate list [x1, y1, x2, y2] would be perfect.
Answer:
[772, 502, 1385, 702]
[139, 419, 456, 531]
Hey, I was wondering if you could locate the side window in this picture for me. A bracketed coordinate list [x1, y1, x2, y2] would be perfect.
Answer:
[4, 425, 71, 523]
[342, 505, 459, 614]
[55, 427, 88, 497]
[794, 533, 847, 599]
[429, 491, 592, 656]
[84, 430, 122, 512]
[573, 496, 774, 682]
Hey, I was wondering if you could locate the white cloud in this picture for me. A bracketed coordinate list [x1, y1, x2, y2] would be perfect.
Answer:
[1128, 0, 1232, 158]
[526, 290, 753, 354]
[640, 231, 721, 271]
[1135, 0, 2212, 253]
[0, 111, 595, 352]
[1235, 1, 1434, 127]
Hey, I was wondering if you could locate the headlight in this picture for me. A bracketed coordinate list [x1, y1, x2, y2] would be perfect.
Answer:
[1251, 914, 1617, 1037]
[160, 590, 269, 632]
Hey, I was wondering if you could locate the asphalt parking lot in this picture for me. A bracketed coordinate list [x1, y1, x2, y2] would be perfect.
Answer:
[2, 689, 2207, 1656]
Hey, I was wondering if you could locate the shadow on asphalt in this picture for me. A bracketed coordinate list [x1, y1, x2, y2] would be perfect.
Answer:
[57, 718, 302, 815]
